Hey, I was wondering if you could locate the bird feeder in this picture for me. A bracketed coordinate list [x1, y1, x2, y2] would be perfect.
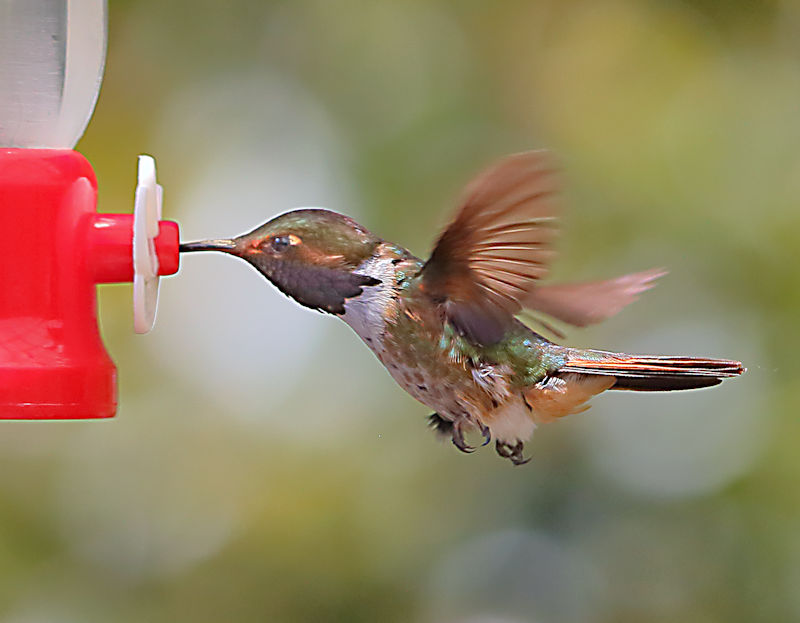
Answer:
[0, 1, 180, 418]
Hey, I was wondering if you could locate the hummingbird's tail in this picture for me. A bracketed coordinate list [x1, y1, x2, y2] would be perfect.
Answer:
[559, 349, 745, 391]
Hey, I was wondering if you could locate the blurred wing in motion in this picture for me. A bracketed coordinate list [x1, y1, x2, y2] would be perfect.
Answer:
[522, 268, 667, 327]
[420, 151, 560, 345]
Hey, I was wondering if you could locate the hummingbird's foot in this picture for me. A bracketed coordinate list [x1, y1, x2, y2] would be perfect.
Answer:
[451, 419, 475, 454]
[477, 420, 492, 446]
[495, 440, 531, 466]
[495, 440, 513, 459]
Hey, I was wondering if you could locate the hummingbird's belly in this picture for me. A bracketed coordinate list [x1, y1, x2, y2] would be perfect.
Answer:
[340, 253, 489, 417]
[346, 293, 545, 443]
[340, 249, 543, 440]
[377, 319, 515, 422]
[380, 350, 469, 415]
[378, 342, 537, 444]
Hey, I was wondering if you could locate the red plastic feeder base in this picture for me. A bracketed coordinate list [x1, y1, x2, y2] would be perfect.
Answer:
[0, 149, 179, 419]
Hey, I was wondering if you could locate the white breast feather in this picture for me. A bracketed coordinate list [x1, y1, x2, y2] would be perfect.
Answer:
[341, 254, 396, 348]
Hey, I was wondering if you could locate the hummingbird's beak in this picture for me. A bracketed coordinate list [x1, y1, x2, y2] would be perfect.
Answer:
[179, 239, 238, 254]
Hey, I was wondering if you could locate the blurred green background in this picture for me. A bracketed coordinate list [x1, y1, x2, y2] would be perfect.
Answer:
[3, 0, 799, 621]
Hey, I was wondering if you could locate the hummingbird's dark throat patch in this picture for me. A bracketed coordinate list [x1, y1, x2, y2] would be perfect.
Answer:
[251, 257, 380, 315]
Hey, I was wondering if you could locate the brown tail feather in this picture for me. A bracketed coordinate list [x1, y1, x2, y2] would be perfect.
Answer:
[560, 349, 745, 392]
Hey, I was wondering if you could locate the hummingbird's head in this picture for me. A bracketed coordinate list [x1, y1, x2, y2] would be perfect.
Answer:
[181, 209, 382, 314]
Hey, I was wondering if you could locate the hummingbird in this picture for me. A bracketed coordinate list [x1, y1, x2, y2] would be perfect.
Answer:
[180, 151, 744, 465]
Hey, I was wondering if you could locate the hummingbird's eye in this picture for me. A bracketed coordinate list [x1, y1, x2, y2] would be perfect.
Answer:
[269, 235, 292, 253]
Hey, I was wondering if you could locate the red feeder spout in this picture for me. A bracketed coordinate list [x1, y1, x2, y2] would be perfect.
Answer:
[0, 149, 179, 419]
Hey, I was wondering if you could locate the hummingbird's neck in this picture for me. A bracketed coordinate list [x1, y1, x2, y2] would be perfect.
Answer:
[340, 249, 400, 346]
[339, 243, 423, 347]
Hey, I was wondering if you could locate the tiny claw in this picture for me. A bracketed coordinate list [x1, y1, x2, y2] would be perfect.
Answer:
[495, 440, 513, 459]
[451, 420, 475, 454]
[477, 420, 492, 446]
[496, 440, 530, 465]
[510, 454, 531, 467]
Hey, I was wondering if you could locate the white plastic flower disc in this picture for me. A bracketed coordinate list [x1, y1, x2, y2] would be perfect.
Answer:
[133, 155, 163, 334]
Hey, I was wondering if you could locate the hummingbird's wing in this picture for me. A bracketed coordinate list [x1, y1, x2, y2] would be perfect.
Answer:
[420, 151, 666, 344]
[521, 268, 667, 327]
[420, 150, 560, 345]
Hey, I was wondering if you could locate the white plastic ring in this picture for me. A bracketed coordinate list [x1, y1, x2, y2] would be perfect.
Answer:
[133, 155, 163, 334]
